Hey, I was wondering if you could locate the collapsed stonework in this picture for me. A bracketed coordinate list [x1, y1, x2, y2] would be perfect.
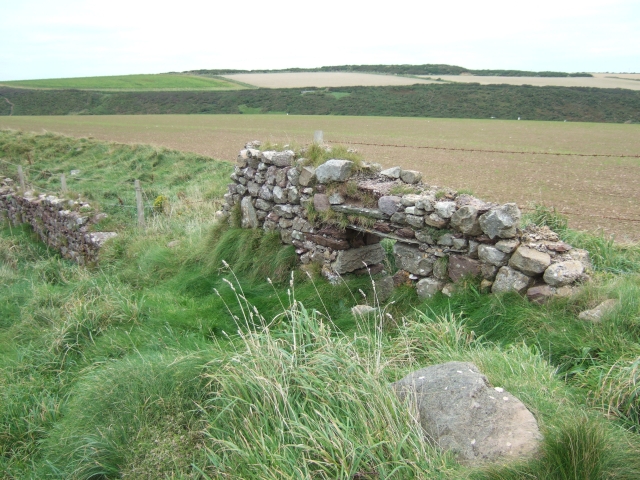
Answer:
[0, 178, 116, 265]
[218, 142, 591, 302]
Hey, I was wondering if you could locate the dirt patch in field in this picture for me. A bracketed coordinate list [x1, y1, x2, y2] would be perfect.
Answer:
[222, 72, 438, 88]
[2, 115, 639, 241]
[419, 74, 640, 90]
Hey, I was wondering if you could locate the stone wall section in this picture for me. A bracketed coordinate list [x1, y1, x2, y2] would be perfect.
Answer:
[0, 178, 116, 265]
[218, 141, 591, 302]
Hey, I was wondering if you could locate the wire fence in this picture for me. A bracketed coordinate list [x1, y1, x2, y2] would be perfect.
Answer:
[329, 139, 640, 158]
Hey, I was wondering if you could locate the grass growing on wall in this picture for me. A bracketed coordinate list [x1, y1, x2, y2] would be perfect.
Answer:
[1, 130, 640, 478]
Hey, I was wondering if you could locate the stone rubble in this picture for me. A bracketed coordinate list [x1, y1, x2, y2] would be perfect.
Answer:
[218, 142, 592, 301]
[0, 178, 116, 265]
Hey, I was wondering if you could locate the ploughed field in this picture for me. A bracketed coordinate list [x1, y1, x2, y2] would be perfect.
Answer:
[2, 114, 639, 240]
[221, 72, 439, 88]
[417, 74, 640, 90]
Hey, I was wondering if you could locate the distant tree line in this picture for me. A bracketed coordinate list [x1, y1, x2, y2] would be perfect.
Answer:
[1, 84, 637, 123]
[185, 64, 593, 77]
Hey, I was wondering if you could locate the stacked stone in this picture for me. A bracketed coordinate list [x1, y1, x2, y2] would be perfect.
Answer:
[0, 178, 117, 265]
[220, 143, 591, 301]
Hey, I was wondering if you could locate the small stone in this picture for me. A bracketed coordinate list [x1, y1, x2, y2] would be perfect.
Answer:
[405, 214, 424, 228]
[272, 185, 287, 204]
[401, 194, 423, 206]
[378, 195, 402, 215]
[315, 159, 354, 183]
[495, 239, 520, 253]
[380, 166, 402, 178]
[509, 246, 551, 276]
[240, 197, 259, 229]
[328, 192, 345, 205]
[435, 201, 456, 219]
[298, 166, 316, 187]
[479, 203, 521, 239]
[481, 264, 499, 280]
[437, 233, 454, 246]
[492, 267, 534, 294]
[415, 230, 435, 244]
[578, 299, 618, 322]
[448, 256, 482, 283]
[313, 194, 330, 212]
[424, 213, 448, 228]
[478, 245, 510, 266]
[480, 279, 493, 292]
[400, 170, 422, 184]
[262, 150, 295, 167]
[526, 285, 557, 304]
[416, 278, 444, 299]
[543, 261, 584, 287]
[442, 283, 456, 297]
[452, 237, 467, 250]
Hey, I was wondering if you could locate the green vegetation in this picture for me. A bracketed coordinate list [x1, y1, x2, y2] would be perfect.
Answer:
[0, 73, 246, 91]
[3, 83, 638, 123]
[2, 131, 640, 478]
[187, 64, 593, 77]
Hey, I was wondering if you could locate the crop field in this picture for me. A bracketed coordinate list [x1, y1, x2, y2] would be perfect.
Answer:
[2, 114, 639, 240]
[418, 74, 640, 90]
[221, 72, 439, 88]
[0, 73, 246, 91]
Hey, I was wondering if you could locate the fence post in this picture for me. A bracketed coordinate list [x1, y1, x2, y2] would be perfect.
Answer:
[60, 173, 67, 194]
[17, 165, 26, 191]
[135, 179, 145, 229]
[314, 130, 323, 145]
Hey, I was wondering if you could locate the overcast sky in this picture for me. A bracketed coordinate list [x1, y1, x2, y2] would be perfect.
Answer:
[1, 0, 639, 81]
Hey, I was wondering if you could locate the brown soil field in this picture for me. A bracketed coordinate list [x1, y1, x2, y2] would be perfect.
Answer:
[222, 72, 438, 88]
[2, 115, 639, 241]
[418, 74, 640, 90]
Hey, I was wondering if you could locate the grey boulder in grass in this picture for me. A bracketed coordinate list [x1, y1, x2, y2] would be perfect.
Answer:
[392, 361, 541, 466]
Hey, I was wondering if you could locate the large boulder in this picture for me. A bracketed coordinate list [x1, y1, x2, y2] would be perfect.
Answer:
[392, 362, 541, 466]
[331, 243, 385, 274]
[315, 160, 354, 183]
[509, 246, 551, 276]
[479, 204, 521, 239]
[543, 260, 584, 287]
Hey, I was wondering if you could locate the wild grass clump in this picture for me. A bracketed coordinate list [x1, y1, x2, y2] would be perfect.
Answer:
[300, 143, 364, 169]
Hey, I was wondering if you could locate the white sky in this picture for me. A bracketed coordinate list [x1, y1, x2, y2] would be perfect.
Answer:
[1, 0, 639, 81]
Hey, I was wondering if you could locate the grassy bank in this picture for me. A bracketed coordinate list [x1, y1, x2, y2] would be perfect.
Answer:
[1, 131, 640, 478]
[2, 83, 638, 123]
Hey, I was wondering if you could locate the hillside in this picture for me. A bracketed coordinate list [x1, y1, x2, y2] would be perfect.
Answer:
[187, 63, 593, 77]
[1, 131, 640, 478]
[1, 83, 639, 123]
[0, 73, 247, 91]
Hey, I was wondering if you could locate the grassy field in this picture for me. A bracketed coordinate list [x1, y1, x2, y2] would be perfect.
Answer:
[0, 73, 247, 91]
[2, 115, 639, 241]
[221, 72, 438, 88]
[1, 131, 640, 478]
[419, 74, 640, 90]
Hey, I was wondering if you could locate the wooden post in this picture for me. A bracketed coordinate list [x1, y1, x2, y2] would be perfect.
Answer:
[17, 165, 26, 191]
[60, 173, 67, 193]
[314, 130, 323, 144]
[135, 179, 145, 229]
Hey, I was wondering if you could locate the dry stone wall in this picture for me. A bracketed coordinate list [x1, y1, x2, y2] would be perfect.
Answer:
[0, 178, 116, 265]
[218, 141, 591, 302]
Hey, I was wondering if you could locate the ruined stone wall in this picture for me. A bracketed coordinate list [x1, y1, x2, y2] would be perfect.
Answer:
[218, 142, 591, 302]
[0, 178, 116, 265]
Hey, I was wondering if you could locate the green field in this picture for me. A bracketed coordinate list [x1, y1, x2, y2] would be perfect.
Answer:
[0, 73, 248, 91]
